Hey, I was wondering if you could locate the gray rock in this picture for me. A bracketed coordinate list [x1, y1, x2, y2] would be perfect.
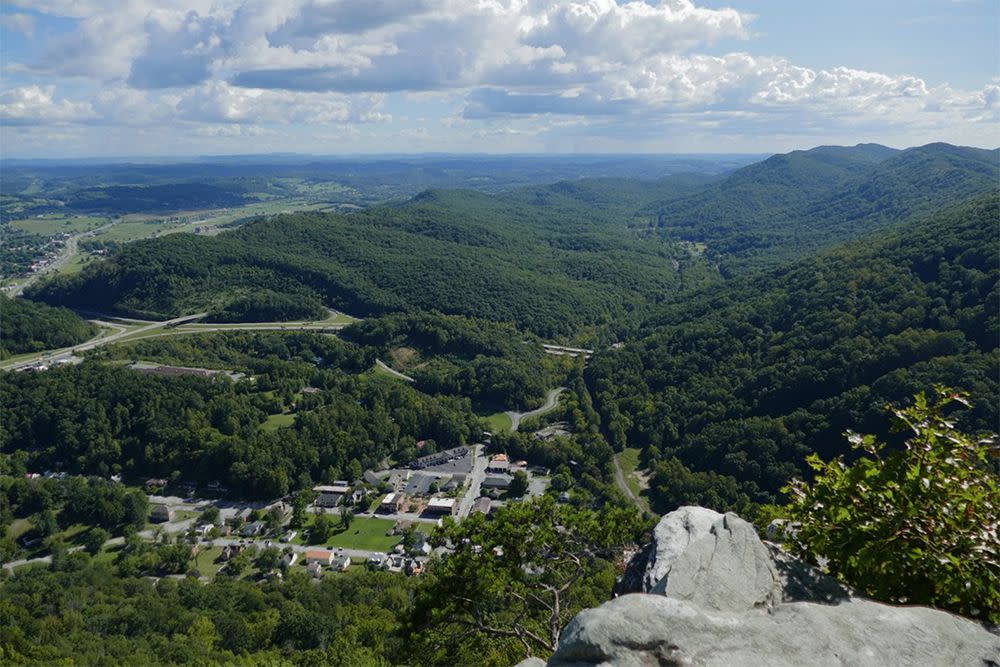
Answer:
[512, 658, 546, 667]
[548, 594, 1000, 667]
[655, 512, 781, 612]
[639, 506, 722, 594]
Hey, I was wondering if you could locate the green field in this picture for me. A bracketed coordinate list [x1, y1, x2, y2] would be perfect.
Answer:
[483, 411, 513, 432]
[260, 413, 296, 431]
[327, 517, 400, 552]
[618, 448, 641, 476]
[9, 214, 107, 235]
[294, 515, 400, 552]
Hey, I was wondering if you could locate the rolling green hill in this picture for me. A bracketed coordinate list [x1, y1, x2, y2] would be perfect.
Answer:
[27, 173, 721, 337]
[588, 195, 998, 510]
[646, 143, 998, 273]
[0, 296, 98, 358]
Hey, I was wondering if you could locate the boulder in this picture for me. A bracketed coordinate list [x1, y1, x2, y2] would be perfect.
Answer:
[548, 594, 1000, 667]
[535, 507, 999, 666]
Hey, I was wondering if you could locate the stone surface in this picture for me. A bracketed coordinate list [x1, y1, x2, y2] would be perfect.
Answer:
[633, 506, 723, 594]
[512, 658, 546, 667]
[656, 512, 781, 612]
[531, 506, 999, 667]
[548, 594, 1000, 667]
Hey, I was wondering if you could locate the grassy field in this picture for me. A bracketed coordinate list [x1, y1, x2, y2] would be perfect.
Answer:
[483, 411, 513, 432]
[294, 515, 400, 552]
[191, 546, 226, 576]
[260, 413, 296, 431]
[9, 214, 107, 235]
[327, 517, 399, 552]
[618, 447, 643, 498]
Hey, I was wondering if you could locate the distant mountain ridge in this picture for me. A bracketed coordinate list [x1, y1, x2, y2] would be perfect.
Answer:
[645, 142, 998, 273]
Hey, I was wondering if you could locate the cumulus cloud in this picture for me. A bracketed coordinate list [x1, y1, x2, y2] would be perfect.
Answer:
[3, 0, 996, 150]
[0, 85, 95, 125]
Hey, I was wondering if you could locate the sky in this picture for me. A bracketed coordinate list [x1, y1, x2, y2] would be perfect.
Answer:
[0, 0, 997, 157]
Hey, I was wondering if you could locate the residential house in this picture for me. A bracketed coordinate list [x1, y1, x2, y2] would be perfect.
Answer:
[442, 473, 466, 492]
[306, 561, 325, 579]
[284, 552, 299, 567]
[486, 455, 509, 474]
[305, 550, 335, 566]
[363, 470, 382, 486]
[331, 555, 351, 571]
[405, 559, 424, 576]
[481, 475, 512, 490]
[241, 521, 265, 537]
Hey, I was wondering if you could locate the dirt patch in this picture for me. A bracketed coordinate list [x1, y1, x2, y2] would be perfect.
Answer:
[389, 347, 420, 369]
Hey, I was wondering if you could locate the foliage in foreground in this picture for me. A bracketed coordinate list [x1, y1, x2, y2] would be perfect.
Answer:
[785, 388, 999, 623]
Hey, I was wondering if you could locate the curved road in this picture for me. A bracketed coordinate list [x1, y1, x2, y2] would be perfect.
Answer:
[506, 387, 565, 431]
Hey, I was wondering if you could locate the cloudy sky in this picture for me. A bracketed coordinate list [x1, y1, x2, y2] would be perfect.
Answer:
[1, 0, 996, 157]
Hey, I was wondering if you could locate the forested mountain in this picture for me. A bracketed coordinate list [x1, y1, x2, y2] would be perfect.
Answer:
[645, 143, 998, 273]
[27, 173, 722, 337]
[0, 296, 98, 358]
[588, 195, 998, 512]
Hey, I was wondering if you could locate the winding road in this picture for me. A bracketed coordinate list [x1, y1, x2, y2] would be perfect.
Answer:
[506, 387, 566, 431]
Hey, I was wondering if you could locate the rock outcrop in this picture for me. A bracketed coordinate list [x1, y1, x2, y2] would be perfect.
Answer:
[533, 507, 1000, 667]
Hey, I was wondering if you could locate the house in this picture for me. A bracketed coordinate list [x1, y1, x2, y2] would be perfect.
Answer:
[221, 543, 249, 561]
[481, 475, 512, 490]
[331, 555, 351, 571]
[387, 470, 410, 490]
[558, 491, 571, 503]
[349, 488, 367, 505]
[379, 493, 405, 513]
[384, 554, 406, 572]
[264, 500, 292, 519]
[363, 470, 382, 485]
[424, 497, 456, 516]
[472, 497, 492, 515]
[410, 533, 433, 556]
[284, 552, 299, 567]
[405, 559, 424, 576]
[145, 478, 168, 490]
[305, 550, 335, 566]
[367, 553, 386, 568]
[441, 473, 466, 492]
[242, 521, 265, 537]
[306, 561, 325, 579]
[149, 505, 174, 523]
[314, 484, 349, 507]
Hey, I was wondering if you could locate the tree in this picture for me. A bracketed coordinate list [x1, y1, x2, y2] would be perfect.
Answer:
[254, 546, 282, 574]
[409, 496, 644, 664]
[199, 506, 220, 525]
[226, 549, 251, 577]
[311, 511, 332, 544]
[34, 509, 60, 538]
[83, 527, 110, 556]
[339, 506, 354, 530]
[509, 470, 529, 498]
[785, 388, 999, 623]
[265, 506, 285, 535]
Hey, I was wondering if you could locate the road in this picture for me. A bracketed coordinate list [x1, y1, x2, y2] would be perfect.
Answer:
[1, 312, 209, 371]
[506, 387, 565, 431]
[457, 444, 488, 518]
[375, 358, 415, 382]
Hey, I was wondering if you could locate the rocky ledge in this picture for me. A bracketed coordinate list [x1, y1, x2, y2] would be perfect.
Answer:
[520, 506, 999, 667]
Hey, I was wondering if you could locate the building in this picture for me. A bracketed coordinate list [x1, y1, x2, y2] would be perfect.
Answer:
[149, 505, 174, 523]
[472, 497, 492, 515]
[481, 475, 512, 490]
[387, 471, 411, 491]
[284, 552, 299, 567]
[331, 555, 351, 571]
[306, 561, 324, 579]
[363, 470, 382, 486]
[379, 493, 405, 513]
[442, 473, 466, 492]
[264, 501, 292, 518]
[241, 521, 265, 537]
[305, 550, 335, 566]
[409, 446, 469, 470]
[145, 478, 168, 490]
[314, 484, 350, 507]
[486, 455, 510, 474]
[424, 497, 456, 516]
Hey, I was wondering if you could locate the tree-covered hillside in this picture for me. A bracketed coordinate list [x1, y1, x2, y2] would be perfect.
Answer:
[27, 174, 721, 337]
[588, 195, 998, 511]
[645, 143, 998, 273]
[0, 296, 98, 358]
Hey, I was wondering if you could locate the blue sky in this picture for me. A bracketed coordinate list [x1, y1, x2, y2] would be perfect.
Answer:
[1, 0, 996, 157]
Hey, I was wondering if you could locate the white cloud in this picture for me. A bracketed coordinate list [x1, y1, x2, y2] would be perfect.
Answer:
[0, 85, 95, 125]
